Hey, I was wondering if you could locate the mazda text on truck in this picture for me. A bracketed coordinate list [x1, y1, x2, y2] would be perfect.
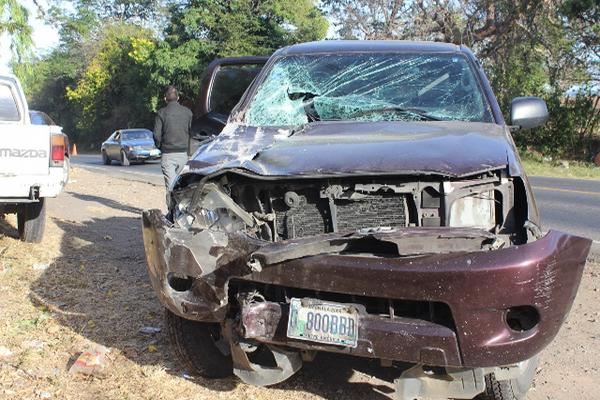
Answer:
[0, 75, 69, 242]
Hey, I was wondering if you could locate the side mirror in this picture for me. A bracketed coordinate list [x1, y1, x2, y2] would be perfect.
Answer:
[510, 97, 549, 130]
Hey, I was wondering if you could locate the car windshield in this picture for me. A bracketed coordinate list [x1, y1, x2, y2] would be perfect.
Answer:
[245, 53, 493, 126]
[122, 130, 152, 140]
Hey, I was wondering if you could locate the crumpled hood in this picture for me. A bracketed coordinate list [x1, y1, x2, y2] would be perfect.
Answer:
[186, 121, 520, 178]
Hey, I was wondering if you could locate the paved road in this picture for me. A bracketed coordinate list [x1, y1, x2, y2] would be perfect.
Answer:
[72, 154, 600, 245]
[73, 154, 163, 186]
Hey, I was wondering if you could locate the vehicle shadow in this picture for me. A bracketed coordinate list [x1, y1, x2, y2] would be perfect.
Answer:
[0, 216, 19, 239]
[28, 195, 401, 399]
[69, 192, 143, 215]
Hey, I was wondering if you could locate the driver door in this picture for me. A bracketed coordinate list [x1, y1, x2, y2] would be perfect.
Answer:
[109, 131, 121, 159]
[190, 56, 268, 155]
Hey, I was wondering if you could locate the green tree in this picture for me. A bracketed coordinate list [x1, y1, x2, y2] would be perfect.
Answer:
[150, 0, 328, 103]
[63, 23, 157, 143]
[23, 0, 328, 146]
[0, 0, 33, 62]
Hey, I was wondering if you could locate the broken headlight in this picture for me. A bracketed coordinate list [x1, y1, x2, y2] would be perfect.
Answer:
[174, 183, 255, 232]
[449, 191, 496, 230]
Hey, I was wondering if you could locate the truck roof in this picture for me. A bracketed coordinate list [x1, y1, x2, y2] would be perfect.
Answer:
[0, 74, 18, 83]
[275, 40, 463, 57]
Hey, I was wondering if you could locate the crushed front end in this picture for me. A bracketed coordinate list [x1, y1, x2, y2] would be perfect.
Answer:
[142, 169, 590, 397]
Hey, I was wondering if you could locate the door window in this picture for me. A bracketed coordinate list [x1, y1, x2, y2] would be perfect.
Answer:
[0, 84, 20, 121]
[209, 64, 263, 115]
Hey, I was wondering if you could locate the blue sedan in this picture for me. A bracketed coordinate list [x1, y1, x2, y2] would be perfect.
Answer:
[101, 129, 161, 166]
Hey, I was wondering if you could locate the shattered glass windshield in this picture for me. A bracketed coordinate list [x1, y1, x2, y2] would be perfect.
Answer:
[245, 53, 493, 126]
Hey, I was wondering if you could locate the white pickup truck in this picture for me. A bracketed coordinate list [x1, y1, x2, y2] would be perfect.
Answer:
[0, 74, 69, 242]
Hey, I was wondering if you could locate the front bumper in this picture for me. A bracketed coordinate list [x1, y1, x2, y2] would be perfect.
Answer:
[142, 209, 591, 368]
[128, 150, 161, 161]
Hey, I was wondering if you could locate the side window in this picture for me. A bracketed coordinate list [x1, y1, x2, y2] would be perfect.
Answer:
[0, 84, 20, 121]
[114, 132, 121, 141]
[30, 112, 45, 125]
[209, 64, 263, 116]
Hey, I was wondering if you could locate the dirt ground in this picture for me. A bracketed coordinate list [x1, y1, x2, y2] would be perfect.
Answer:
[0, 167, 597, 400]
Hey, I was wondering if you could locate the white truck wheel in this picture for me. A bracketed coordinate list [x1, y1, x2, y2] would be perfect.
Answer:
[17, 198, 46, 243]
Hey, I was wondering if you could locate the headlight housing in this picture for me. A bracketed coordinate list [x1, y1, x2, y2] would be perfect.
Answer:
[449, 190, 496, 230]
[173, 183, 255, 232]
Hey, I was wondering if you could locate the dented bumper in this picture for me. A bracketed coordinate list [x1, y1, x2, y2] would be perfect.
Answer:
[142, 209, 591, 368]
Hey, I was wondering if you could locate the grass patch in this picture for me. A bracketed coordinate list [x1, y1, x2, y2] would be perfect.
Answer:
[520, 152, 600, 179]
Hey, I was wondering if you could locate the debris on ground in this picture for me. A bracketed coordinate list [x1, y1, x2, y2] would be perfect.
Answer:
[68, 346, 110, 377]
[32, 263, 50, 271]
[138, 326, 161, 335]
[35, 390, 52, 399]
[22, 339, 45, 350]
[0, 346, 13, 359]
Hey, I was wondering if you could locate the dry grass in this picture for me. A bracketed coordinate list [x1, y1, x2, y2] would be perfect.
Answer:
[521, 153, 600, 180]
[0, 167, 597, 400]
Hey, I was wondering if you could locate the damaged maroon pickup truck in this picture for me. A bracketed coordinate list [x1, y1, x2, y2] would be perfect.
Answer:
[142, 41, 591, 400]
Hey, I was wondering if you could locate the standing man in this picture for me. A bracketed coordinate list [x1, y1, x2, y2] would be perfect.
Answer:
[154, 85, 193, 208]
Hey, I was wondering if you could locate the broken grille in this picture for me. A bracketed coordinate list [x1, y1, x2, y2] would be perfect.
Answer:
[272, 190, 408, 240]
[229, 280, 456, 331]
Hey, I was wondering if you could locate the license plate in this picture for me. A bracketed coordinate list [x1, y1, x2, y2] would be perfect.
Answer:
[287, 298, 358, 347]
[150, 149, 160, 156]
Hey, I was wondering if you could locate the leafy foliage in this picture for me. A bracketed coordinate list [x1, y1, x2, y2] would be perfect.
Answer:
[18, 0, 327, 145]
[151, 0, 328, 104]
[63, 24, 157, 141]
[0, 0, 33, 61]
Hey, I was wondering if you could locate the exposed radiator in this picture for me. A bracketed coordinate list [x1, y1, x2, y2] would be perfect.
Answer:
[273, 190, 408, 240]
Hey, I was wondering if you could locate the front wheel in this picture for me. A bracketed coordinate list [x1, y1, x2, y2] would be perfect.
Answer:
[17, 199, 46, 243]
[102, 150, 111, 165]
[165, 309, 233, 378]
[120, 150, 130, 166]
[476, 356, 538, 400]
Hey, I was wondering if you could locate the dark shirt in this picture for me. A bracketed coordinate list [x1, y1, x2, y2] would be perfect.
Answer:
[154, 101, 193, 153]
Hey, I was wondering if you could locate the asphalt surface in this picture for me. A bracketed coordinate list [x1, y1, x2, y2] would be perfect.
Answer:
[72, 153, 599, 247]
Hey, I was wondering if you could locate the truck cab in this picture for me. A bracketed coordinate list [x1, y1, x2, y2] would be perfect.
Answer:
[0, 74, 69, 242]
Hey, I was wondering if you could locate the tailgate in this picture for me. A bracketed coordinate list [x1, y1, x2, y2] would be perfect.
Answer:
[0, 124, 53, 177]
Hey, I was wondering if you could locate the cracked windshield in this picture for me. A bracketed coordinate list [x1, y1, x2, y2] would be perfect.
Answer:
[246, 53, 494, 126]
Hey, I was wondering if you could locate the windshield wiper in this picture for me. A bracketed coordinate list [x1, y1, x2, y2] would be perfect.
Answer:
[350, 106, 442, 121]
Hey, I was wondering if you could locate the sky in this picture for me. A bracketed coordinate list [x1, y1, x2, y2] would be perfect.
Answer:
[0, 0, 60, 73]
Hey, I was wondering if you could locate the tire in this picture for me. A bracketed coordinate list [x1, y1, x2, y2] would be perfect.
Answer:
[17, 199, 46, 243]
[63, 156, 71, 183]
[165, 309, 233, 378]
[477, 356, 538, 400]
[120, 150, 130, 166]
[102, 150, 111, 165]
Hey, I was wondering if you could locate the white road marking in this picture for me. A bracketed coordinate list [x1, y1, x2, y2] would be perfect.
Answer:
[75, 164, 158, 178]
[533, 185, 600, 197]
